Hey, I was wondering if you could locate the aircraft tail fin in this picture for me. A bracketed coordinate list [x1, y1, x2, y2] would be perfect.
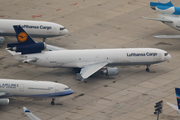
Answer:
[175, 88, 180, 110]
[8, 25, 35, 48]
[23, 107, 41, 120]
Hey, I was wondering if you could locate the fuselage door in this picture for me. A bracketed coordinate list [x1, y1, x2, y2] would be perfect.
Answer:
[176, 21, 180, 28]
[55, 85, 59, 93]
[19, 84, 24, 92]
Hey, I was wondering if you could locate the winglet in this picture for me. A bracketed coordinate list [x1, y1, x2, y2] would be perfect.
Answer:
[23, 107, 30, 113]
[175, 88, 180, 109]
[23, 107, 41, 120]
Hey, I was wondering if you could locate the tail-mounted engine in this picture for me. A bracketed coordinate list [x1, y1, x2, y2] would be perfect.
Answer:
[0, 37, 4, 45]
[7, 42, 46, 54]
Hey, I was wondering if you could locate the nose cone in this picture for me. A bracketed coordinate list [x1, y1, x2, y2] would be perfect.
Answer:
[61, 29, 68, 35]
[167, 54, 171, 60]
[67, 89, 74, 95]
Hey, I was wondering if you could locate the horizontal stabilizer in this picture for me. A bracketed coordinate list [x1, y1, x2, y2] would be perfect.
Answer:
[23, 107, 41, 120]
[22, 57, 38, 63]
[141, 16, 173, 23]
[5, 48, 18, 56]
[166, 102, 179, 111]
[46, 44, 68, 51]
[154, 35, 180, 38]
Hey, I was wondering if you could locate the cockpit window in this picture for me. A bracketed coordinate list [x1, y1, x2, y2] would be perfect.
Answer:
[60, 27, 66, 31]
[164, 53, 168, 56]
[64, 88, 70, 90]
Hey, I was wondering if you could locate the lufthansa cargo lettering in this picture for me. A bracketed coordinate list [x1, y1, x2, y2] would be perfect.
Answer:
[21, 25, 52, 30]
[127, 52, 157, 57]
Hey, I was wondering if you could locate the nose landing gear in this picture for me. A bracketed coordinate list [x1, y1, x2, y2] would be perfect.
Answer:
[51, 98, 55, 105]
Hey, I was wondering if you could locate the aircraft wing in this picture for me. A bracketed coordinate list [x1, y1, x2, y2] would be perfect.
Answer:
[141, 16, 173, 23]
[77, 62, 108, 81]
[154, 35, 180, 38]
[22, 57, 38, 63]
[46, 44, 68, 51]
[23, 107, 41, 120]
[166, 102, 179, 111]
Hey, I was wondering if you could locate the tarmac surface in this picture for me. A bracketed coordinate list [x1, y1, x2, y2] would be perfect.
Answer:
[0, 0, 180, 119]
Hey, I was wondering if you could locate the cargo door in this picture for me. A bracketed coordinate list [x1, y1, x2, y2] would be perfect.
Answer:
[19, 84, 24, 92]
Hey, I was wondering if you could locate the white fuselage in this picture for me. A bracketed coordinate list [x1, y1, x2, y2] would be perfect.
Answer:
[14, 48, 171, 68]
[0, 79, 73, 98]
[0, 19, 68, 38]
[158, 14, 180, 31]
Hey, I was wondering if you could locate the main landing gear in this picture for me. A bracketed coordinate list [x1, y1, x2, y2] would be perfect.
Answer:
[43, 38, 46, 42]
[51, 98, 55, 105]
[146, 65, 150, 72]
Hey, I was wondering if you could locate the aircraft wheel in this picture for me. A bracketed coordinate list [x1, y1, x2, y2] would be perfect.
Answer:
[146, 68, 150, 72]
[51, 101, 55, 105]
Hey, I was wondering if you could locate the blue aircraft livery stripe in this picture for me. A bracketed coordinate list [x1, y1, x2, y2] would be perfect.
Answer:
[150, 1, 173, 7]
[173, 7, 180, 15]
[1, 90, 73, 98]
[25, 110, 30, 113]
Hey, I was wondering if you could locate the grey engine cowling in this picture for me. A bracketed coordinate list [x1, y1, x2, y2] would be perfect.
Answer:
[0, 99, 9, 105]
[0, 37, 4, 45]
[101, 67, 119, 76]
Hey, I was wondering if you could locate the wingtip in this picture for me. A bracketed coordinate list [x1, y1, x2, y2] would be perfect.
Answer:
[23, 107, 30, 113]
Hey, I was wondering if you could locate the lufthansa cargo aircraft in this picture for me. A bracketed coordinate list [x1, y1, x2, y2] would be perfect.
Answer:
[167, 88, 180, 114]
[0, 79, 73, 105]
[0, 19, 68, 44]
[142, 0, 180, 39]
[6, 25, 171, 81]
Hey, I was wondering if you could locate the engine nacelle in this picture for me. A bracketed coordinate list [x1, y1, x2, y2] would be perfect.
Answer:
[0, 37, 5, 45]
[0, 99, 9, 105]
[101, 67, 119, 76]
[8, 42, 46, 54]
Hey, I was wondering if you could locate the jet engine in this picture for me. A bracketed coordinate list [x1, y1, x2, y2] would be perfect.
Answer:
[8, 42, 46, 54]
[101, 67, 119, 76]
[0, 37, 5, 45]
[0, 99, 9, 105]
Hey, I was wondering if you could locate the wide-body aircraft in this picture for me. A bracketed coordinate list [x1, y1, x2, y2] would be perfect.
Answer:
[0, 19, 68, 44]
[6, 25, 171, 81]
[0, 79, 73, 105]
[142, 0, 180, 38]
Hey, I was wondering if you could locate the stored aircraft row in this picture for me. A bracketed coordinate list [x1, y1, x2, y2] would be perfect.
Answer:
[143, 0, 180, 38]
[6, 25, 171, 81]
[0, 19, 68, 44]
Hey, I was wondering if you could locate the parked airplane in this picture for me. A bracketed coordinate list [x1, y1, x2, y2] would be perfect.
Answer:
[23, 107, 41, 120]
[142, 0, 180, 38]
[0, 19, 68, 44]
[6, 25, 171, 81]
[166, 88, 180, 114]
[0, 79, 73, 105]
